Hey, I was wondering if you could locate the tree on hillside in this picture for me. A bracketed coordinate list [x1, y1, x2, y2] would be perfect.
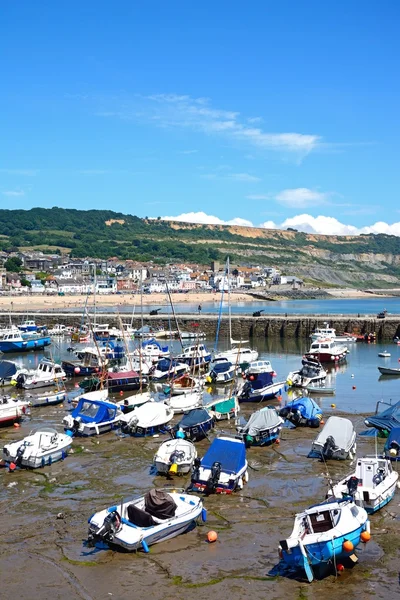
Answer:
[4, 257, 22, 272]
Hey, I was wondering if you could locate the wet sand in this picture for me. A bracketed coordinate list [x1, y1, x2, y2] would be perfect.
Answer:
[0, 402, 399, 600]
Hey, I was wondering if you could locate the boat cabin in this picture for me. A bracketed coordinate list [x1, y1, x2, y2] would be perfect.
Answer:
[354, 457, 391, 488]
[1, 331, 23, 342]
[247, 360, 273, 373]
[37, 360, 64, 377]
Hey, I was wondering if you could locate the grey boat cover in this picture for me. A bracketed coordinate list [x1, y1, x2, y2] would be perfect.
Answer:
[313, 416, 355, 451]
[241, 408, 282, 437]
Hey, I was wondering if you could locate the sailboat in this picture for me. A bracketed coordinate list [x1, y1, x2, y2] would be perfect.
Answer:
[212, 257, 258, 365]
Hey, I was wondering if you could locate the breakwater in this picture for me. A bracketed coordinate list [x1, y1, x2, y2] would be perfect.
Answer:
[2, 311, 400, 340]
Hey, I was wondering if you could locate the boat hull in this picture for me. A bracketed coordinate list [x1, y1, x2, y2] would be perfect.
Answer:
[0, 337, 51, 353]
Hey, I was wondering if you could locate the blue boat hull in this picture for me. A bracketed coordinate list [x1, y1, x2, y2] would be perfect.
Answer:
[0, 337, 51, 353]
[245, 428, 281, 447]
[176, 418, 215, 442]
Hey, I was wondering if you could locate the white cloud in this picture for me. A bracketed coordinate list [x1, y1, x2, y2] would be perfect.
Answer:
[275, 188, 330, 208]
[2, 189, 25, 197]
[97, 93, 321, 157]
[0, 169, 38, 176]
[161, 211, 400, 237]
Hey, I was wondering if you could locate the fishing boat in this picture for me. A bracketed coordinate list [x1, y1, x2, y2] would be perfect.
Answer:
[0, 330, 51, 353]
[236, 406, 283, 447]
[207, 360, 236, 383]
[3, 427, 72, 469]
[176, 343, 212, 367]
[153, 439, 197, 475]
[243, 359, 274, 375]
[364, 399, 400, 433]
[279, 498, 370, 582]
[18, 320, 46, 333]
[204, 396, 239, 421]
[190, 435, 249, 494]
[62, 348, 107, 377]
[328, 456, 399, 513]
[310, 323, 356, 343]
[286, 358, 327, 388]
[238, 371, 286, 403]
[0, 360, 18, 386]
[305, 339, 348, 363]
[0, 396, 30, 425]
[63, 398, 122, 436]
[79, 369, 148, 393]
[93, 324, 122, 341]
[172, 408, 215, 442]
[279, 397, 322, 428]
[150, 358, 189, 382]
[377, 366, 400, 375]
[87, 488, 204, 552]
[12, 359, 66, 390]
[309, 416, 356, 460]
[166, 391, 202, 414]
[383, 427, 400, 460]
[119, 401, 173, 437]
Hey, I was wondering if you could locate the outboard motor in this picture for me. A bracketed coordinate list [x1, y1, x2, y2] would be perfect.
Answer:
[240, 382, 251, 400]
[322, 435, 338, 459]
[15, 373, 26, 390]
[15, 443, 26, 467]
[191, 457, 201, 484]
[346, 475, 359, 496]
[205, 461, 222, 495]
[279, 407, 290, 419]
[87, 510, 122, 547]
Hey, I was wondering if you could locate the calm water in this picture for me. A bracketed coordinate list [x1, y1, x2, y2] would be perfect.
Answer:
[89, 295, 400, 315]
[6, 335, 400, 418]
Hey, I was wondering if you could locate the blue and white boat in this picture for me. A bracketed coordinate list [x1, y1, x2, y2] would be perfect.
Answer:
[63, 398, 122, 436]
[87, 488, 205, 552]
[190, 435, 248, 494]
[238, 371, 286, 403]
[176, 343, 212, 367]
[279, 498, 370, 582]
[150, 358, 189, 382]
[384, 427, 400, 460]
[328, 456, 399, 514]
[119, 401, 173, 437]
[0, 330, 51, 354]
[279, 397, 322, 428]
[3, 427, 72, 469]
[172, 408, 214, 442]
[18, 320, 46, 333]
[236, 406, 283, 447]
[364, 399, 400, 434]
[208, 360, 236, 383]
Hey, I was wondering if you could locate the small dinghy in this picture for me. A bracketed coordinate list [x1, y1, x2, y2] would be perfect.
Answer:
[116, 391, 152, 413]
[309, 416, 356, 460]
[119, 401, 173, 437]
[63, 398, 122, 436]
[279, 397, 322, 428]
[207, 361, 236, 384]
[378, 351, 391, 358]
[328, 456, 399, 513]
[87, 488, 204, 552]
[150, 358, 189, 382]
[204, 396, 239, 421]
[0, 396, 30, 426]
[305, 384, 335, 395]
[383, 427, 400, 460]
[279, 498, 370, 582]
[26, 389, 66, 407]
[365, 399, 400, 433]
[162, 373, 203, 396]
[190, 435, 248, 494]
[236, 406, 283, 447]
[172, 408, 214, 442]
[238, 371, 286, 403]
[378, 366, 400, 375]
[3, 427, 72, 469]
[153, 439, 197, 475]
[166, 391, 202, 414]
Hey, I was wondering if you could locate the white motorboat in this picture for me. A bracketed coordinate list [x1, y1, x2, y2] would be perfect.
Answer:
[214, 346, 258, 365]
[305, 339, 348, 363]
[132, 339, 170, 363]
[208, 361, 237, 383]
[119, 401, 174, 436]
[0, 396, 30, 425]
[26, 389, 67, 407]
[153, 439, 197, 475]
[63, 398, 123, 436]
[287, 358, 327, 388]
[309, 416, 356, 460]
[310, 323, 357, 343]
[150, 358, 189, 382]
[13, 359, 66, 390]
[166, 391, 202, 414]
[378, 351, 391, 358]
[175, 343, 212, 367]
[48, 324, 68, 336]
[244, 359, 274, 374]
[328, 456, 399, 513]
[87, 488, 204, 552]
[3, 427, 72, 469]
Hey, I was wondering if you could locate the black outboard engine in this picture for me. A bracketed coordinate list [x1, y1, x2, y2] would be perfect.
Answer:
[346, 475, 359, 496]
[205, 461, 222, 495]
[191, 457, 201, 484]
[15, 373, 26, 390]
[15, 444, 26, 467]
[87, 510, 122, 547]
[322, 435, 338, 459]
[240, 381, 251, 400]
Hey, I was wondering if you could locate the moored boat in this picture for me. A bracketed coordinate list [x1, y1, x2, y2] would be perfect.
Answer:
[172, 408, 214, 442]
[305, 339, 348, 363]
[309, 416, 356, 460]
[0, 396, 30, 425]
[279, 397, 322, 428]
[236, 406, 283, 447]
[287, 358, 327, 388]
[3, 427, 72, 469]
[0, 330, 51, 354]
[378, 366, 400, 376]
[119, 401, 173, 437]
[238, 371, 285, 403]
[63, 398, 122, 436]
[12, 359, 66, 390]
[153, 439, 197, 475]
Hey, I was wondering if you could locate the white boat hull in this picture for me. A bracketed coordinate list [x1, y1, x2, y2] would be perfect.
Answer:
[3, 429, 72, 469]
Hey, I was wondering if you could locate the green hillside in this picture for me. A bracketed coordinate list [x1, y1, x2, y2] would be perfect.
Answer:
[1, 207, 400, 287]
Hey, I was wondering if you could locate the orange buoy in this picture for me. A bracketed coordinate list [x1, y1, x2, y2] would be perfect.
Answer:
[336, 563, 345, 573]
[343, 540, 354, 552]
[13, 423, 20, 428]
[277, 395, 282, 401]
[361, 531, 371, 543]
[275, 438, 280, 445]
[119, 391, 124, 396]
[207, 530, 218, 543]
[320, 420, 325, 425]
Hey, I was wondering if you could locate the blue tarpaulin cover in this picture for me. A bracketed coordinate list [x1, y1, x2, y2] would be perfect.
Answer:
[284, 397, 322, 419]
[211, 362, 233, 374]
[250, 372, 273, 390]
[71, 399, 118, 424]
[0, 360, 17, 380]
[178, 408, 212, 427]
[384, 426, 400, 453]
[365, 401, 400, 432]
[201, 437, 246, 474]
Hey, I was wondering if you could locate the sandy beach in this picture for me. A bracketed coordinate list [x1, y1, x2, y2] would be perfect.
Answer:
[0, 288, 390, 312]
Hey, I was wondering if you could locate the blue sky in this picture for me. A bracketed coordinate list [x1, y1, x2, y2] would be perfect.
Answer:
[1, 1, 399, 235]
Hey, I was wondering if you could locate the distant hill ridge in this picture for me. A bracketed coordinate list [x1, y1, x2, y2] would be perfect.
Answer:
[1, 207, 400, 288]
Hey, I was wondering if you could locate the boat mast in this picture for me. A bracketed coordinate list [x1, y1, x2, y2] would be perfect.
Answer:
[227, 256, 232, 346]
[166, 280, 184, 352]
